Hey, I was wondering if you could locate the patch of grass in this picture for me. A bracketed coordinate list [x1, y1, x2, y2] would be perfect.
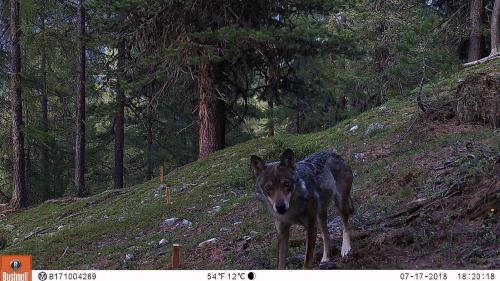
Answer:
[397, 185, 413, 199]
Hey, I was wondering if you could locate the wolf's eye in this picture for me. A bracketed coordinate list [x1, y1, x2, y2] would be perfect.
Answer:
[283, 180, 293, 191]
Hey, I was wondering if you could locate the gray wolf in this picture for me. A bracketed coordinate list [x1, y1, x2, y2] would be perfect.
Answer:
[250, 149, 354, 269]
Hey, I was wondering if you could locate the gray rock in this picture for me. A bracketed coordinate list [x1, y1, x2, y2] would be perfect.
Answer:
[198, 238, 218, 247]
[233, 221, 242, 225]
[210, 206, 221, 213]
[159, 239, 168, 247]
[220, 227, 230, 232]
[181, 219, 192, 228]
[364, 122, 384, 137]
[125, 253, 134, 260]
[353, 152, 365, 161]
[348, 125, 358, 133]
[154, 184, 167, 197]
[4, 224, 15, 232]
[243, 235, 252, 241]
[57, 225, 64, 231]
[162, 217, 178, 226]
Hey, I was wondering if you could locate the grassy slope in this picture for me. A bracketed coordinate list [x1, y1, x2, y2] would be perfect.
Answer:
[1, 61, 498, 270]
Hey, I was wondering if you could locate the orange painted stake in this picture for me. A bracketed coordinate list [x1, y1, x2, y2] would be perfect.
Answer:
[172, 244, 181, 269]
[160, 166, 164, 183]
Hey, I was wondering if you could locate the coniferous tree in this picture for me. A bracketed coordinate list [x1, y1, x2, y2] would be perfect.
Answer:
[490, 0, 500, 56]
[9, 0, 27, 209]
[39, 12, 50, 200]
[114, 38, 126, 189]
[468, 0, 484, 62]
[75, 0, 86, 196]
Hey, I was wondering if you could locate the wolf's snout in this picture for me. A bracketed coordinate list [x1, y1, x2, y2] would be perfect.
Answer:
[275, 202, 287, 214]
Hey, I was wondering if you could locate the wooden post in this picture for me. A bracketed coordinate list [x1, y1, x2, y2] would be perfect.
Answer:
[165, 186, 172, 204]
[172, 244, 181, 269]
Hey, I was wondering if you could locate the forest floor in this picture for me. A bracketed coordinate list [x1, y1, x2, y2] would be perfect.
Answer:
[0, 60, 499, 270]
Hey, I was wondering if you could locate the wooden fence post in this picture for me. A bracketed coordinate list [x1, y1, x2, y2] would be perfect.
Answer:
[172, 244, 181, 269]
[165, 187, 172, 204]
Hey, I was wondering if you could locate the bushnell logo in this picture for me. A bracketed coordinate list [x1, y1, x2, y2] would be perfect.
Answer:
[0, 255, 32, 281]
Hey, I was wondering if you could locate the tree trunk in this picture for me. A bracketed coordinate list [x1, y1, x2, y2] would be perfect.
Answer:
[198, 63, 225, 159]
[267, 96, 274, 137]
[491, 0, 500, 56]
[468, 0, 484, 62]
[266, 46, 278, 137]
[75, 0, 86, 197]
[40, 20, 49, 200]
[9, 0, 27, 209]
[295, 95, 301, 134]
[25, 137, 31, 200]
[146, 123, 153, 180]
[266, 66, 276, 137]
[114, 39, 126, 189]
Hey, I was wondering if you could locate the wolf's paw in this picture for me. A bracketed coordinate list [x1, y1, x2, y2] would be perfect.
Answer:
[341, 243, 351, 257]
[321, 256, 331, 263]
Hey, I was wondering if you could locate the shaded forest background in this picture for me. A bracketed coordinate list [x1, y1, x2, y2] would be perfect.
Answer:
[0, 0, 498, 207]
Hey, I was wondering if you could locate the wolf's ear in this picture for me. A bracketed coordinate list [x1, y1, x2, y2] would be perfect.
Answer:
[279, 149, 295, 169]
[250, 155, 266, 174]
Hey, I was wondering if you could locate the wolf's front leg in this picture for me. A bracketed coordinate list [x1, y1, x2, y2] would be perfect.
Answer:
[275, 221, 290, 269]
[304, 219, 317, 269]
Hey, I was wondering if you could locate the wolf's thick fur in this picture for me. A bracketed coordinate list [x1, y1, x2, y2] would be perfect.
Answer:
[250, 149, 354, 269]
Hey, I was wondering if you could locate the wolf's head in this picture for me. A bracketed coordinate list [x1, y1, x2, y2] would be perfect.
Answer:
[250, 149, 297, 215]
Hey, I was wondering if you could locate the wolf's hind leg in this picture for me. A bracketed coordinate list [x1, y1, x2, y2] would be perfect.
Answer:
[340, 216, 352, 257]
[333, 169, 353, 258]
[317, 211, 331, 263]
[334, 192, 353, 257]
